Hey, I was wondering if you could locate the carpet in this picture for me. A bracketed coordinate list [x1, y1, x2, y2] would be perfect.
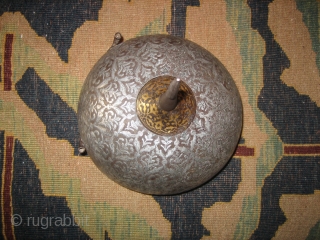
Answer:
[0, 0, 319, 239]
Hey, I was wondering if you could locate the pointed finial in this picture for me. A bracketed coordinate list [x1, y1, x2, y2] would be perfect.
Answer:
[159, 78, 181, 111]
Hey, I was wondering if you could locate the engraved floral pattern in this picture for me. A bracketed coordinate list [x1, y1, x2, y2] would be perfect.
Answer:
[78, 34, 242, 195]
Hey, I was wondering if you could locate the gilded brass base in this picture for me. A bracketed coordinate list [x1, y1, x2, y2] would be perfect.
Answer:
[136, 76, 196, 136]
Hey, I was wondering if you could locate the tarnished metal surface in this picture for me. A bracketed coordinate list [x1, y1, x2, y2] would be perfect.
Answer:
[77, 34, 243, 195]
